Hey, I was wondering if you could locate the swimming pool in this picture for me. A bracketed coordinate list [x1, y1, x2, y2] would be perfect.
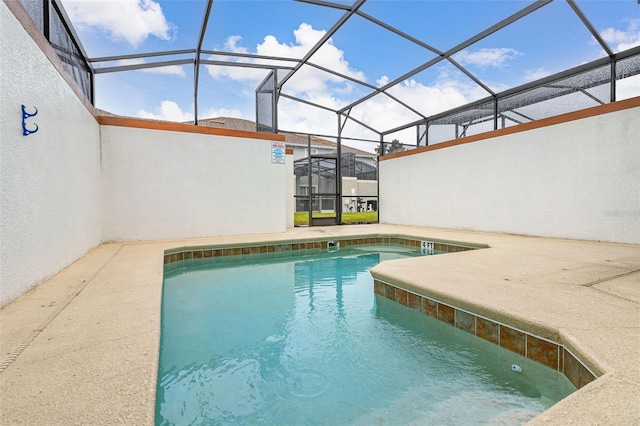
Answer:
[156, 245, 575, 425]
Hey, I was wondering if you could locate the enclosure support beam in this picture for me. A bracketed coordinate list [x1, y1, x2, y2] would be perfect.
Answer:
[42, 0, 49, 42]
[610, 61, 616, 103]
[336, 114, 343, 225]
[273, 69, 279, 134]
[567, 0, 614, 58]
[307, 135, 312, 227]
[278, 0, 366, 90]
[194, 0, 214, 126]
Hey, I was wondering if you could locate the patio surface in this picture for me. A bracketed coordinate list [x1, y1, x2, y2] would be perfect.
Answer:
[1, 224, 638, 425]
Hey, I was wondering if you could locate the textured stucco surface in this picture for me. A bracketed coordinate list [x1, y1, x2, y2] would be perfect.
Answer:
[0, 2, 102, 307]
[1, 0, 290, 306]
[380, 106, 640, 244]
[0, 225, 638, 425]
[100, 125, 288, 242]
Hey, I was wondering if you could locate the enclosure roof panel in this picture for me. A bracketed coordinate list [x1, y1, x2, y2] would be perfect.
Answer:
[56, 0, 640, 144]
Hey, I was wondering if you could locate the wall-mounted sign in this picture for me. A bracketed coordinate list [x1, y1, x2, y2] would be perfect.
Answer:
[271, 142, 285, 164]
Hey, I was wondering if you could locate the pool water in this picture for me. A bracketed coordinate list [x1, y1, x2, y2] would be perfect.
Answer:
[156, 247, 575, 425]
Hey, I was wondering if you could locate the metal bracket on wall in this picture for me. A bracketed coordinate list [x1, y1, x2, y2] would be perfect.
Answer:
[21, 105, 39, 136]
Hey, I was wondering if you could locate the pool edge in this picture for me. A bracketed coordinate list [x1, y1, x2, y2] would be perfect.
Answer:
[1, 225, 637, 425]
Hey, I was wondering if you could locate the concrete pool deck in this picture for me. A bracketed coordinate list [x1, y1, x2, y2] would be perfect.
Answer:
[1, 224, 638, 425]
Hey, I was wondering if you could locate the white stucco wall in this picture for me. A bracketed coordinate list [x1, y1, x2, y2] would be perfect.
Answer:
[380, 105, 640, 244]
[0, 2, 102, 307]
[100, 125, 288, 241]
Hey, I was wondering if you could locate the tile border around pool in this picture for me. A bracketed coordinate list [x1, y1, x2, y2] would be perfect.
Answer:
[162, 234, 486, 272]
[162, 234, 596, 390]
[374, 279, 597, 390]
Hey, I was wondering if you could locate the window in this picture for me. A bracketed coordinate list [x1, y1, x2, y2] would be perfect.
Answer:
[321, 197, 335, 211]
[299, 185, 317, 196]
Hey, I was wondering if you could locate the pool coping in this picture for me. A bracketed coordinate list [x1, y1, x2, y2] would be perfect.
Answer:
[1, 224, 638, 424]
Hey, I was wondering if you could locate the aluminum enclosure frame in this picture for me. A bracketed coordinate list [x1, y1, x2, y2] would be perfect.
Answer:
[28, 0, 639, 140]
[16, 0, 640, 227]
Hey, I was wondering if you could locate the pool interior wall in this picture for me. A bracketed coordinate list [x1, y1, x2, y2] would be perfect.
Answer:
[158, 247, 575, 424]
[162, 236, 593, 394]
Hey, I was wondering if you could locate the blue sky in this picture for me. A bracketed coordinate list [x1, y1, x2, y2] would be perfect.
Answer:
[61, 0, 640, 149]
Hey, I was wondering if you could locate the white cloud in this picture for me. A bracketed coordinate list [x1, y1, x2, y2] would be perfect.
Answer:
[206, 23, 366, 97]
[137, 100, 192, 121]
[277, 98, 339, 133]
[201, 24, 521, 151]
[205, 35, 271, 83]
[386, 78, 470, 116]
[600, 18, 640, 52]
[136, 100, 243, 122]
[199, 22, 495, 149]
[62, 0, 175, 47]
[276, 69, 478, 152]
[113, 58, 185, 77]
[142, 65, 185, 77]
[524, 68, 551, 82]
[455, 48, 522, 68]
[377, 75, 390, 87]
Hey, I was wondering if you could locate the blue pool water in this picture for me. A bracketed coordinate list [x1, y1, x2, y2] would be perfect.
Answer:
[156, 246, 574, 425]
